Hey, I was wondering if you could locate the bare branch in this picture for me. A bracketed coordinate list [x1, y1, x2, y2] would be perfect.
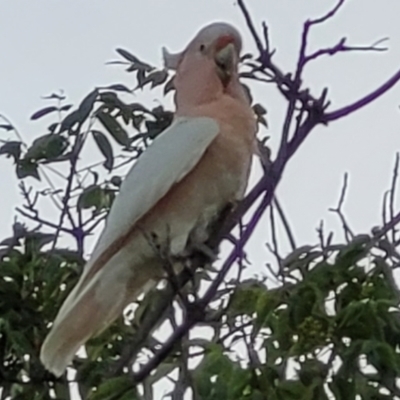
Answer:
[389, 153, 399, 242]
[296, 0, 347, 81]
[304, 37, 388, 64]
[273, 197, 297, 250]
[237, 0, 264, 54]
[52, 117, 95, 251]
[382, 190, 390, 241]
[309, 0, 346, 26]
[374, 211, 400, 242]
[16, 207, 72, 234]
[268, 203, 281, 265]
[261, 22, 274, 57]
[329, 173, 354, 242]
[325, 67, 400, 121]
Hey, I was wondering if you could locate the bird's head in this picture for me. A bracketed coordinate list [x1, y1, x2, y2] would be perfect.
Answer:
[163, 22, 242, 89]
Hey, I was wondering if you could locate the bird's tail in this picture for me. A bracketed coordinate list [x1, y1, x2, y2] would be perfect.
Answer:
[40, 262, 154, 377]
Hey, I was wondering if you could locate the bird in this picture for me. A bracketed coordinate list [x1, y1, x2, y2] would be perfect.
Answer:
[40, 21, 257, 377]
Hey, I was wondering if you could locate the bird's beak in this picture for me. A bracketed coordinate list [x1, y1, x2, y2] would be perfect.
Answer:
[214, 42, 236, 87]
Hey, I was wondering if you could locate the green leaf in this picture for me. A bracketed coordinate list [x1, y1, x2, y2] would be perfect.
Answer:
[0, 236, 20, 247]
[87, 376, 133, 400]
[256, 289, 279, 328]
[116, 48, 153, 72]
[48, 122, 59, 133]
[0, 123, 14, 131]
[100, 92, 123, 111]
[25, 232, 56, 251]
[16, 159, 40, 180]
[59, 89, 98, 133]
[298, 359, 327, 386]
[25, 134, 68, 161]
[78, 185, 103, 211]
[329, 374, 356, 400]
[97, 111, 130, 147]
[78, 185, 114, 211]
[78, 89, 98, 122]
[164, 76, 175, 94]
[30, 106, 58, 120]
[334, 238, 369, 272]
[276, 380, 308, 399]
[59, 104, 73, 112]
[149, 70, 169, 88]
[116, 48, 140, 63]
[228, 280, 266, 317]
[105, 84, 131, 92]
[0, 141, 21, 162]
[92, 130, 114, 171]
[282, 245, 315, 269]
[137, 70, 168, 90]
[253, 103, 267, 116]
[129, 102, 149, 113]
[365, 340, 399, 372]
[59, 109, 81, 133]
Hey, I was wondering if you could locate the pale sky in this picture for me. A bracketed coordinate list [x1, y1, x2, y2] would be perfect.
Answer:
[1, 0, 400, 398]
[1, 0, 400, 253]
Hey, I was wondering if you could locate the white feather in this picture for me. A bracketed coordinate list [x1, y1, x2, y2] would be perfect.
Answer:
[92, 116, 219, 261]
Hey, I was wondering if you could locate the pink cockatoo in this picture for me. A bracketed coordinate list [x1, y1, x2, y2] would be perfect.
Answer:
[40, 22, 257, 377]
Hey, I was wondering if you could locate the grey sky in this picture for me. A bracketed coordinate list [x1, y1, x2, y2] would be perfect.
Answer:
[1, 0, 400, 397]
[1, 1, 399, 253]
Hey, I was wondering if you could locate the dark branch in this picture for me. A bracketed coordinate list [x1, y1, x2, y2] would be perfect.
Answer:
[304, 37, 388, 64]
[325, 67, 400, 121]
[329, 173, 354, 242]
[389, 153, 399, 242]
[16, 208, 72, 234]
[309, 0, 346, 26]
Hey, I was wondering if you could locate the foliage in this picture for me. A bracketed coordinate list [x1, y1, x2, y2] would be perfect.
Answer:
[1, 1, 400, 399]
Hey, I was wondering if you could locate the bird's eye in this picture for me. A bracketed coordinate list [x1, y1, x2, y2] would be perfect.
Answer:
[199, 44, 205, 52]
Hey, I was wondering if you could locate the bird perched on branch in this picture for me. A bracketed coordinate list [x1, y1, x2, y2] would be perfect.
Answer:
[40, 21, 257, 377]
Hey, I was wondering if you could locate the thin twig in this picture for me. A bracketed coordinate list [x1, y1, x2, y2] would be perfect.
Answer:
[329, 173, 354, 242]
[273, 197, 296, 250]
[237, 0, 264, 54]
[16, 208, 73, 234]
[268, 203, 281, 265]
[309, 0, 346, 26]
[389, 153, 399, 242]
[382, 190, 389, 241]
[304, 37, 388, 64]
[325, 67, 400, 121]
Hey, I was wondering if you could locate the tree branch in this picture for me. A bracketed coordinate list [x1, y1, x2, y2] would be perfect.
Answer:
[389, 153, 399, 242]
[325, 67, 400, 121]
[304, 37, 388, 64]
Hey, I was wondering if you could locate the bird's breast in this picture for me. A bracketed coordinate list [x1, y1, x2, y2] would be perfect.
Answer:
[136, 95, 256, 255]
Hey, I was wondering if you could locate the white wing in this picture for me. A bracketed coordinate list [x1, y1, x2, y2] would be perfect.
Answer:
[90, 116, 219, 265]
